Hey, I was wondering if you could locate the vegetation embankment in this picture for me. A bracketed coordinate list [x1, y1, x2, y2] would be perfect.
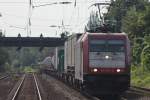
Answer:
[131, 66, 150, 88]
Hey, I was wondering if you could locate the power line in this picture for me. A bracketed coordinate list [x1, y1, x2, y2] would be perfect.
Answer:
[0, 1, 89, 3]
[2, 12, 63, 21]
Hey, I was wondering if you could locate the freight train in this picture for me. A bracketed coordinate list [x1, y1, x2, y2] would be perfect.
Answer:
[42, 32, 131, 98]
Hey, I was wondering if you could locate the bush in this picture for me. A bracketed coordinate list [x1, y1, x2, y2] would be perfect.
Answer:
[131, 66, 150, 87]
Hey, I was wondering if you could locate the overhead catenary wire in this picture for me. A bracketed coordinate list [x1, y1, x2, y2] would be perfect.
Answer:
[2, 12, 66, 22]
[2, 13, 86, 29]
[0, 1, 91, 3]
[71, 0, 88, 33]
[0, 0, 111, 36]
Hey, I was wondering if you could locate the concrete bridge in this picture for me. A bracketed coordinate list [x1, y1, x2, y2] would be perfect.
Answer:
[0, 36, 66, 47]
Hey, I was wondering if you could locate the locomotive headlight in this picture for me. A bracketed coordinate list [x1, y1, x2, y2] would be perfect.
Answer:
[116, 69, 121, 72]
[105, 55, 109, 59]
[93, 68, 98, 72]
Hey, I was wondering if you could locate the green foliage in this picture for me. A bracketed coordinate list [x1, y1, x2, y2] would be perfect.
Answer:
[106, 0, 126, 32]
[4, 62, 12, 72]
[144, 35, 150, 45]
[0, 48, 9, 65]
[131, 66, 150, 87]
[122, 7, 146, 39]
[144, 6, 150, 34]
[24, 66, 36, 73]
[141, 36, 150, 70]
[7, 47, 54, 72]
[0, 48, 9, 72]
[132, 39, 144, 65]
[122, 3, 150, 39]
[9, 47, 48, 67]
[106, 0, 148, 33]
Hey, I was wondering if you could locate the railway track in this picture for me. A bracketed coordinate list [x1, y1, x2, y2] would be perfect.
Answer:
[122, 86, 150, 100]
[130, 86, 150, 95]
[0, 73, 20, 100]
[10, 73, 42, 100]
[85, 86, 150, 100]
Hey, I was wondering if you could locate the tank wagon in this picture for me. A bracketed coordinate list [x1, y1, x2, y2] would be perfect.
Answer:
[44, 32, 131, 97]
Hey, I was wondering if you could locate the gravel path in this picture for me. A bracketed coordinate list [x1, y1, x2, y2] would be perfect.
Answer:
[39, 74, 90, 100]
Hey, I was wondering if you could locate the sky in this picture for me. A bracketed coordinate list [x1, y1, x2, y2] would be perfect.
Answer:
[0, 0, 110, 37]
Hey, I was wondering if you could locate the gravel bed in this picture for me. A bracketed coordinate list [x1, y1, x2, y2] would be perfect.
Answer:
[38, 73, 90, 100]
[0, 74, 19, 100]
[123, 91, 150, 100]
[15, 74, 38, 100]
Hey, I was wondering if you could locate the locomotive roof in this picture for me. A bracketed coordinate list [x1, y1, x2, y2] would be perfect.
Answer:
[86, 32, 127, 36]
[79, 32, 127, 42]
[66, 32, 127, 43]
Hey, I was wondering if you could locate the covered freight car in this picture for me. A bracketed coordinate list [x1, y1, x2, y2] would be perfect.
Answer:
[64, 34, 82, 74]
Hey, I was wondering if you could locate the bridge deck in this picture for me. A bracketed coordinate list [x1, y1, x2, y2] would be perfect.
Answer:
[0, 37, 65, 47]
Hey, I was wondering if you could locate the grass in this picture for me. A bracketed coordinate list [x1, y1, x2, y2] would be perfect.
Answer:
[23, 66, 37, 73]
[131, 65, 150, 88]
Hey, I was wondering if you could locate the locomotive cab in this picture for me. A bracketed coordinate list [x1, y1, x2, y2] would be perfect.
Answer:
[75, 32, 131, 96]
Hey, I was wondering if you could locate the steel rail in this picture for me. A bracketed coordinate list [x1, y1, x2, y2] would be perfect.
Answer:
[11, 74, 25, 100]
[121, 97, 127, 100]
[33, 73, 42, 100]
[131, 86, 150, 91]
[122, 86, 150, 100]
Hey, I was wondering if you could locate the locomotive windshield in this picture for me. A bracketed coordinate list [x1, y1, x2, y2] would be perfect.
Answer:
[89, 40, 125, 68]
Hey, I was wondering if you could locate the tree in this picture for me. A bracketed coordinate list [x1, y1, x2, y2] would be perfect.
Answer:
[106, 0, 148, 33]
[141, 36, 150, 70]
[0, 48, 9, 72]
[143, 6, 150, 34]
[122, 7, 146, 39]
[132, 38, 144, 66]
